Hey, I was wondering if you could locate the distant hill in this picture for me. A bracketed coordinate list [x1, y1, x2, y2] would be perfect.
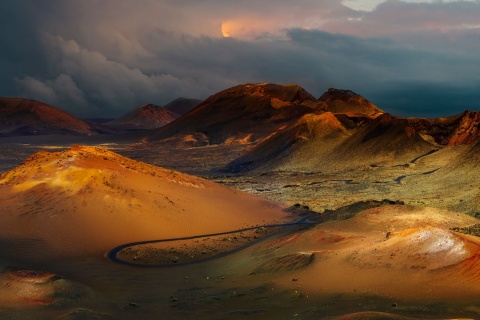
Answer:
[164, 97, 202, 115]
[309, 88, 384, 117]
[0, 97, 98, 136]
[146, 83, 317, 146]
[106, 104, 180, 130]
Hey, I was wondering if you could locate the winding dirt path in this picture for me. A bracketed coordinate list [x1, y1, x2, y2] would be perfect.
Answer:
[106, 215, 317, 267]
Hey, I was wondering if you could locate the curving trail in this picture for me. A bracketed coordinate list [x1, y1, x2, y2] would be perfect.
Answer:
[107, 215, 318, 268]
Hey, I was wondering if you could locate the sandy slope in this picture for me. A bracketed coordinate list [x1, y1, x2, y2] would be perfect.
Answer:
[0, 146, 289, 257]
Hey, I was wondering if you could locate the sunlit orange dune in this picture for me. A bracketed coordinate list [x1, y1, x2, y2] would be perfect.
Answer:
[218, 204, 480, 300]
[0, 146, 290, 258]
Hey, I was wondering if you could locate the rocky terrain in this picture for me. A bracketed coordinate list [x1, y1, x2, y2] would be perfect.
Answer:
[1, 82, 480, 319]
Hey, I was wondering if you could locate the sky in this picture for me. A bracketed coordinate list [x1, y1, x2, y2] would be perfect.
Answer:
[1, 0, 479, 117]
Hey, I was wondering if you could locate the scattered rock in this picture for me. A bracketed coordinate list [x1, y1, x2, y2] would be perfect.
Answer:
[254, 252, 315, 273]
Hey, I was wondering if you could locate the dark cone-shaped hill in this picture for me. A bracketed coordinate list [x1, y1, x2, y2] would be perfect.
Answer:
[164, 97, 202, 115]
[146, 83, 317, 146]
[106, 104, 180, 129]
[0, 98, 98, 135]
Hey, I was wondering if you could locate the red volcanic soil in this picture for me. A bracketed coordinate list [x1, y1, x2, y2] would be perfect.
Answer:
[409, 110, 480, 146]
[146, 83, 317, 145]
[0, 97, 97, 135]
[106, 104, 180, 129]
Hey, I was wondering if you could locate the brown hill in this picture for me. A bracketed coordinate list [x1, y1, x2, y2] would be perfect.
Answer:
[310, 88, 384, 117]
[106, 104, 180, 129]
[0, 146, 288, 257]
[0, 97, 97, 135]
[164, 97, 202, 115]
[146, 83, 317, 146]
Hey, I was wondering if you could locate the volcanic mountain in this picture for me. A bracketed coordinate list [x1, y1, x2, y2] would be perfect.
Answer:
[227, 113, 435, 172]
[0, 146, 288, 257]
[146, 83, 317, 146]
[310, 88, 384, 117]
[164, 97, 202, 115]
[0, 97, 97, 135]
[106, 104, 180, 129]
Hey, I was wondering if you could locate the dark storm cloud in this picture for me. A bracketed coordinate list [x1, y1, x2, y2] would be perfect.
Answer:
[0, 2, 49, 94]
[371, 81, 480, 117]
[1, 0, 479, 117]
[285, 28, 480, 116]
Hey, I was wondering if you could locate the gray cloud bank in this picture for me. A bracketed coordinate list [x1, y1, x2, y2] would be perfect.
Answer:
[1, 0, 479, 117]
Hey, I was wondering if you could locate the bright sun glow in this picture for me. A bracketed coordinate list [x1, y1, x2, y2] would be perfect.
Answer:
[221, 23, 230, 38]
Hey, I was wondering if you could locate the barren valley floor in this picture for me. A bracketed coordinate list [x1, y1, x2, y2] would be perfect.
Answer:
[1, 137, 480, 319]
